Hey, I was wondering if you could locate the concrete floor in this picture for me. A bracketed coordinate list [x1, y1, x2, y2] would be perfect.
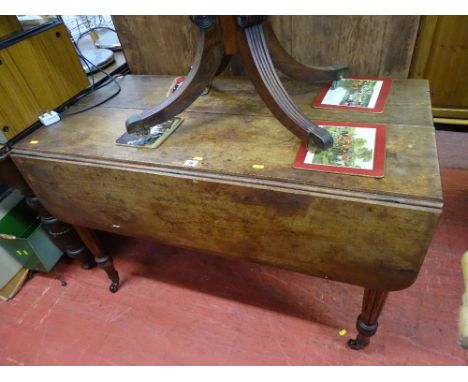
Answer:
[0, 128, 467, 365]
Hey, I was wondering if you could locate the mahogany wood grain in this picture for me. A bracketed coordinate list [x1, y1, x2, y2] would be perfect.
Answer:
[73, 75, 435, 130]
[219, 16, 238, 55]
[11, 75, 442, 291]
[12, 155, 440, 291]
[10, 75, 442, 347]
[18, 76, 440, 205]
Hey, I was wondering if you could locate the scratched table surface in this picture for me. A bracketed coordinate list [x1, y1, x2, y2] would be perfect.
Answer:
[13, 75, 442, 209]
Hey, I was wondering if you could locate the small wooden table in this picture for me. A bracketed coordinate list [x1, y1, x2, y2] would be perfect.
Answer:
[10, 75, 442, 349]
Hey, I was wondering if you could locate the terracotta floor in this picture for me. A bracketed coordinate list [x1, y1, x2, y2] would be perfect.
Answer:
[0, 129, 467, 366]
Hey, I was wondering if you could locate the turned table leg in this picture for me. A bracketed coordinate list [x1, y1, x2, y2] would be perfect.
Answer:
[1, 155, 95, 269]
[348, 288, 389, 350]
[74, 225, 120, 293]
[25, 193, 96, 269]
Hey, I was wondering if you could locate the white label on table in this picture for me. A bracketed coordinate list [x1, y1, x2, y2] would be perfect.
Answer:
[184, 160, 198, 167]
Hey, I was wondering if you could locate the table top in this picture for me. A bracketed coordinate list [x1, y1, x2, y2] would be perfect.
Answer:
[12, 75, 442, 208]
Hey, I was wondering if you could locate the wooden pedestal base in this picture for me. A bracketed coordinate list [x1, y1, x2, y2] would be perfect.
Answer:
[125, 15, 348, 150]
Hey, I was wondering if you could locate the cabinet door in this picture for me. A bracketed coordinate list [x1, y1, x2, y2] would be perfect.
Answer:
[0, 49, 42, 140]
[411, 16, 468, 120]
[0, 23, 89, 142]
[6, 24, 89, 112]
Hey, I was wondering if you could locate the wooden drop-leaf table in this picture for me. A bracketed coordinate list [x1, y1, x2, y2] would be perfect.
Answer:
[10, 75, 442, 349]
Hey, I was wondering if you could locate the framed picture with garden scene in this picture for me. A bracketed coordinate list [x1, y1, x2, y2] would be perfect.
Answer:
[293, 121, 386, 177]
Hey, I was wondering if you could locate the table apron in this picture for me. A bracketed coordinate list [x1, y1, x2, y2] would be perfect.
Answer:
[12, 155, 441, 291]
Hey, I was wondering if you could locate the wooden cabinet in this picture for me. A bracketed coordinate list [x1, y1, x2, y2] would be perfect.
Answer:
[0, 21, 89, 143]
[410, 16, 468, 125]
[0, 16, 21, 39]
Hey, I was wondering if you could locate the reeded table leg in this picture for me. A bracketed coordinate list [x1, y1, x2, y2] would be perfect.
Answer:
[74, 225, 120, 293]
[348, 288, 389, 350]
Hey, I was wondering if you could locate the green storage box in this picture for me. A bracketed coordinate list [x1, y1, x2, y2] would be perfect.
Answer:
[0, 190, 62, 272]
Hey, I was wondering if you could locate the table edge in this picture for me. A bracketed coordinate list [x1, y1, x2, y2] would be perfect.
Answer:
[11, 149, 443, 210]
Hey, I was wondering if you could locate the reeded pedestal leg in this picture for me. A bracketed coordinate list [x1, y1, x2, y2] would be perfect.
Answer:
[348, 288, 389, 350]
[74, 225, 120, 293]
[125, 16, 225, 136]
[237, 19, 334, 150]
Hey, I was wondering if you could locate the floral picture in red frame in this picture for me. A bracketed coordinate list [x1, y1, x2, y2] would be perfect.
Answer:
[313, 78, 392, 113]
[293, 121, 386, 177]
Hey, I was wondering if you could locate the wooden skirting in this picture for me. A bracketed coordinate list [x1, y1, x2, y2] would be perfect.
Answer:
[433, 118, 468, 127]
